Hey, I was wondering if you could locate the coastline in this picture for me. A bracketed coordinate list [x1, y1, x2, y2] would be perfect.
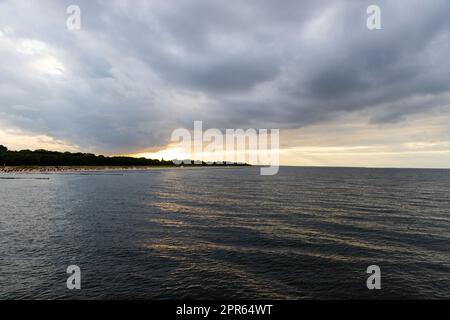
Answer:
[0, 165, 249, 174]
[0, 166, 171, 174]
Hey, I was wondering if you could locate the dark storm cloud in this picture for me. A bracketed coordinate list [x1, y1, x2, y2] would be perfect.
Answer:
[0, 0, 450, 152]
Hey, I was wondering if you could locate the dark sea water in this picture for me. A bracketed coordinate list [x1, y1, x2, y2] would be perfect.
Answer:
[1, 166, 449, 299]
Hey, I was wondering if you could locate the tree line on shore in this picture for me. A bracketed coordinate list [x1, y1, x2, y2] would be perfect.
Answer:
[0, 145, 247, 167]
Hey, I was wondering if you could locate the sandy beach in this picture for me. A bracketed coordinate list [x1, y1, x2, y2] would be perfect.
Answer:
[0, 166, 177, 174]
[0, 165, 248, 174]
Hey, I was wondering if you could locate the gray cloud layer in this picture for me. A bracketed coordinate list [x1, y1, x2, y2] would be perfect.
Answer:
[1, 0, 450, 153]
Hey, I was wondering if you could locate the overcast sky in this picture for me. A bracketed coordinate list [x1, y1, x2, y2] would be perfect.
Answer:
[1, 0, 450, 167]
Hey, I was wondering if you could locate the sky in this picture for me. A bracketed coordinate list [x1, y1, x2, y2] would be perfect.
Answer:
[1, 0, 450, 168]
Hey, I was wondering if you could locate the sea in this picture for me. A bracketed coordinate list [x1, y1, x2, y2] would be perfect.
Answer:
[1, 166, 449, 299]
